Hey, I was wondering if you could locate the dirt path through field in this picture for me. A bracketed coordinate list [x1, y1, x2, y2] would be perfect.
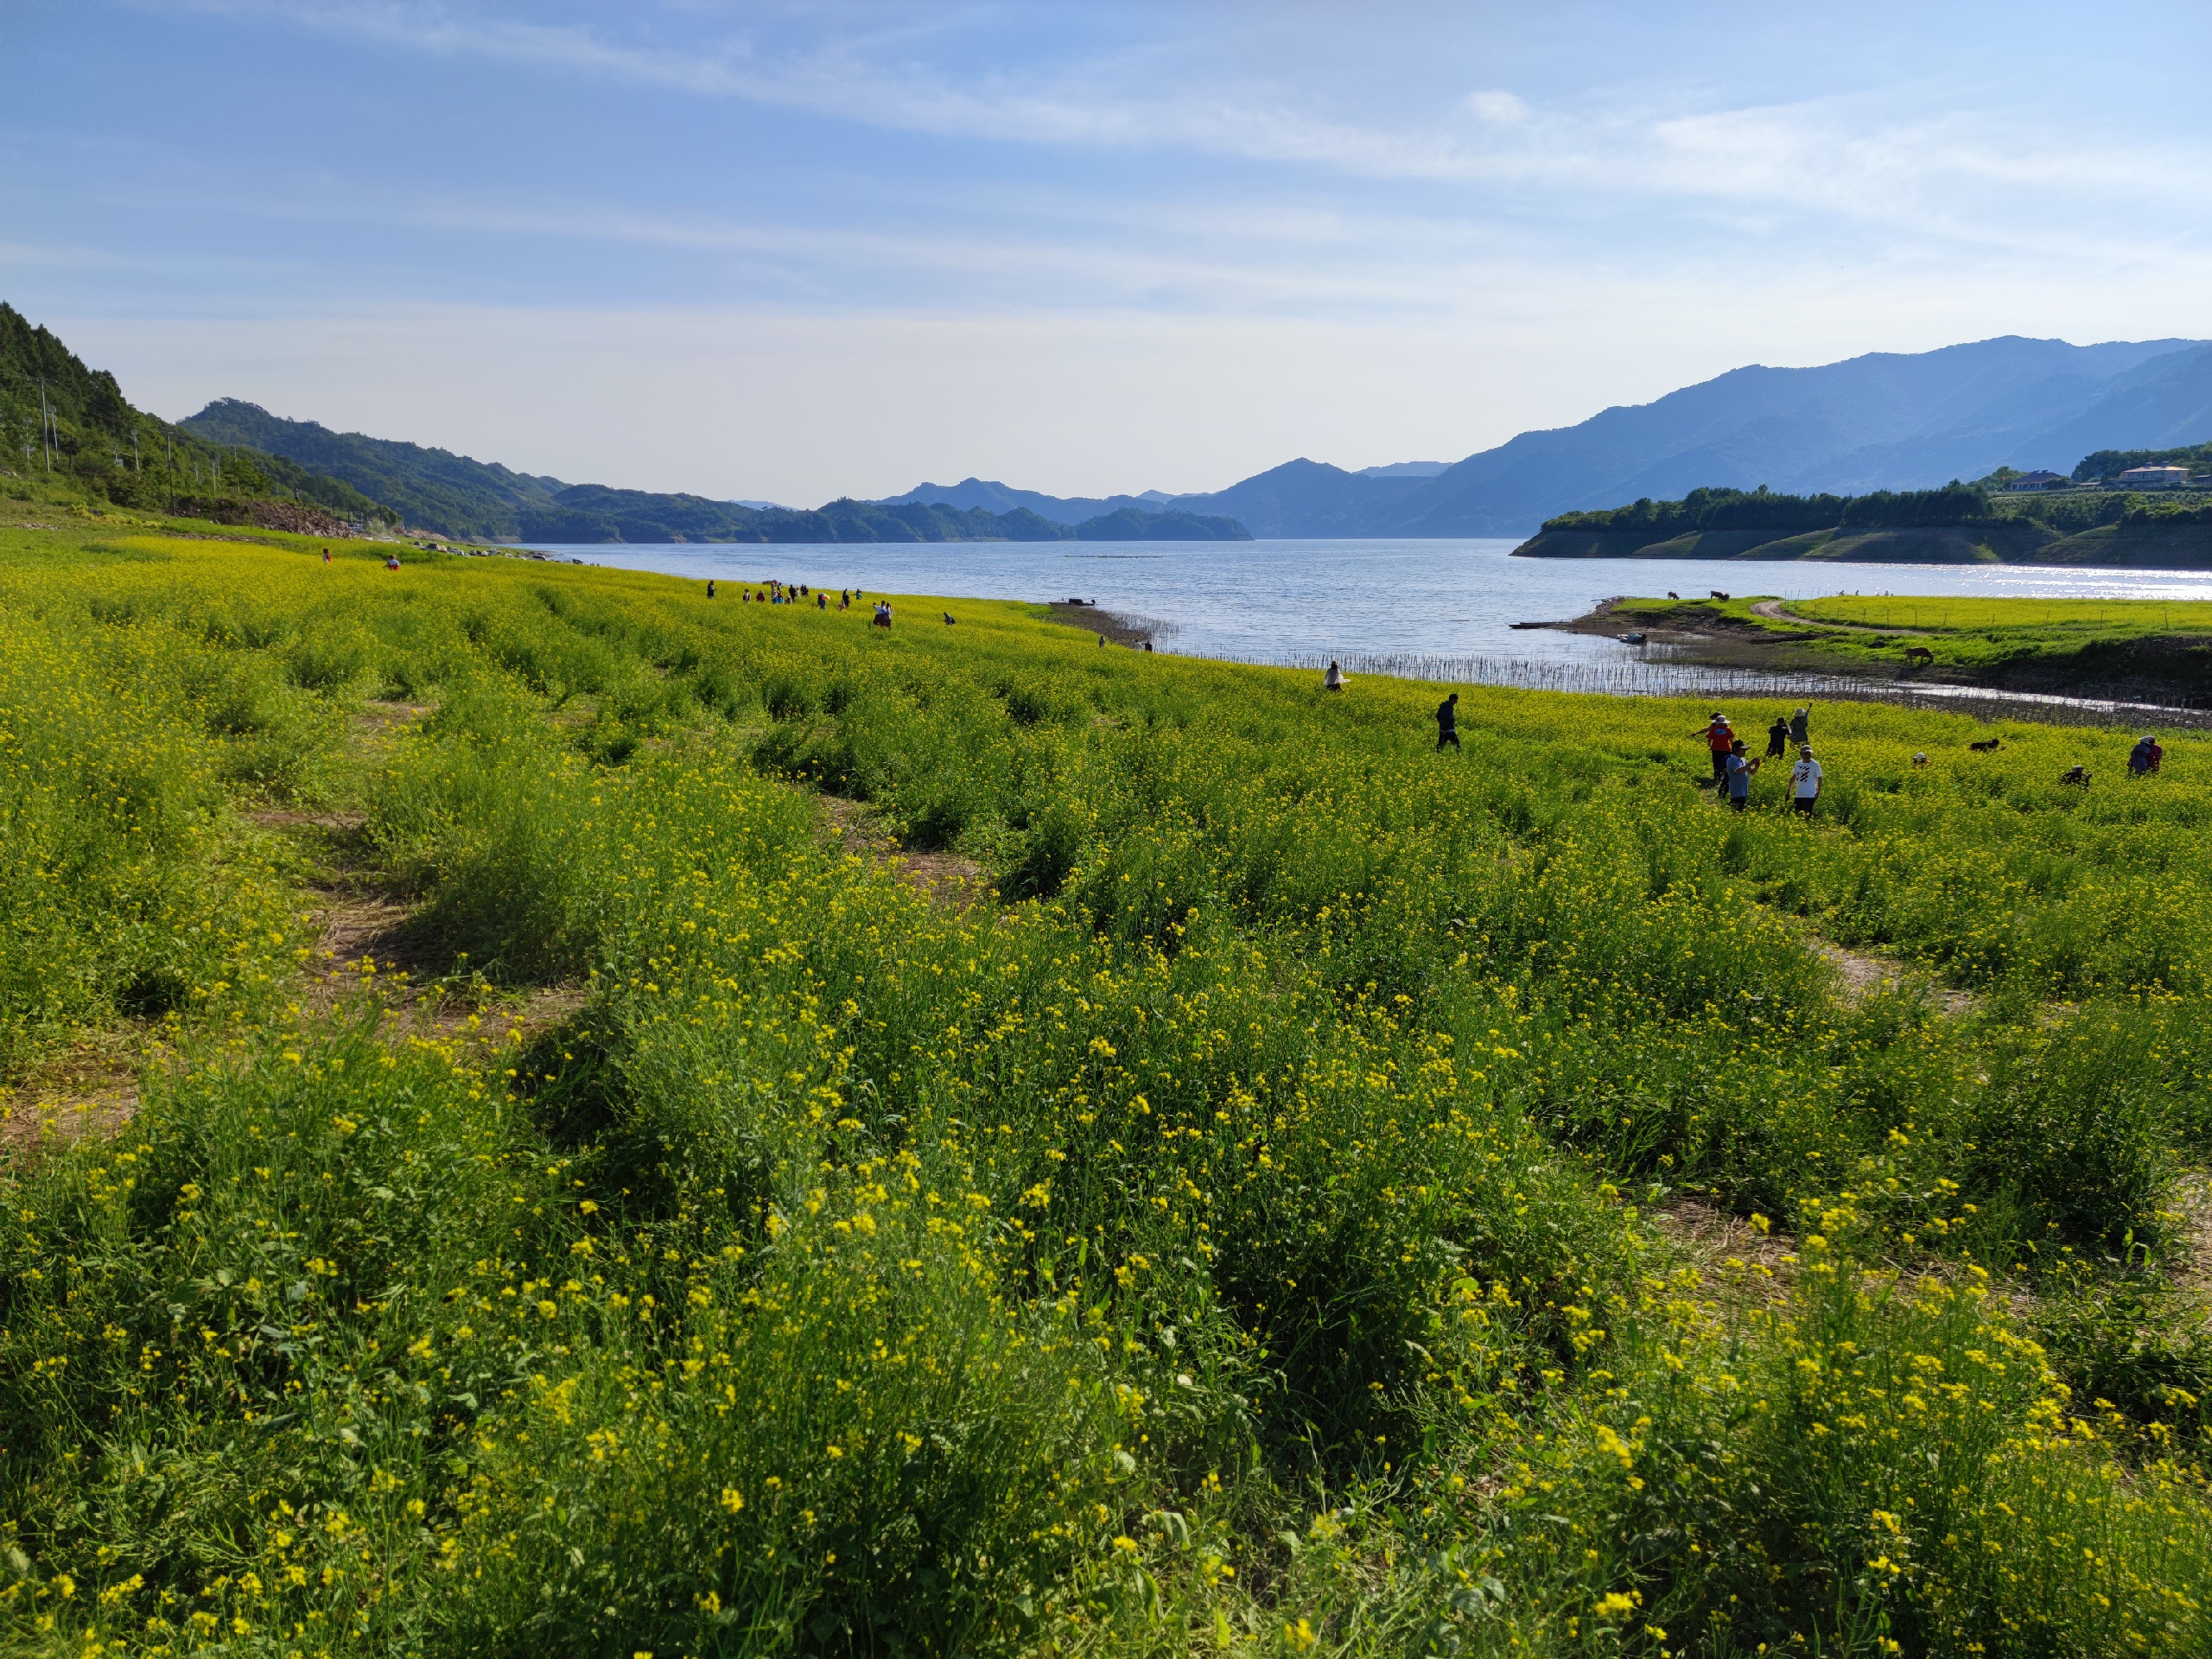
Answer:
[1749, 598, 1935, 635]
[0, 698, 594, 1161]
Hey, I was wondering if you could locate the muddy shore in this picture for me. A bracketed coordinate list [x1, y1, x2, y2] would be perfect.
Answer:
[1042, 600, 1167, 648]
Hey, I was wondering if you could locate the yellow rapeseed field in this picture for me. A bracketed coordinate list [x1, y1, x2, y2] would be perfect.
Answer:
[0, 519, 2206, 1656]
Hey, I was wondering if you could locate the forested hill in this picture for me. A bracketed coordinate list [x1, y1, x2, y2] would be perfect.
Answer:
[184, 400, 1249, 543]
[181, 397, 564, 540]
[1537, 481, 1999, 539]
[0, 305, 387, 526]
[1516, 479, 2212, 565]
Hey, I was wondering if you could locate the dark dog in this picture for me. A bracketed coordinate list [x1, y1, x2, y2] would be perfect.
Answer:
[1969, 738, 2000, 753]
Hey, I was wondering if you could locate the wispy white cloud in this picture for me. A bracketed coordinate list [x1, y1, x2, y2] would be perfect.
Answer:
[143, 0, 2212, 251]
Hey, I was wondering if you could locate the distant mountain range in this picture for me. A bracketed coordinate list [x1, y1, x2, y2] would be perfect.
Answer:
[883, 336, 2212, 537]
[179, 401, 1249, 543]
[112, 329, 2212, 549]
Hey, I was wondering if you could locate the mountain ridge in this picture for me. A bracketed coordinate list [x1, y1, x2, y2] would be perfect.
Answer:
[882, 335, 2212, 537]
[181, 400, 1248, 543]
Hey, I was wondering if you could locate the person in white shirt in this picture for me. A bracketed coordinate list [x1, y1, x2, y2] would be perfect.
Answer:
[1790, 745, 1822, 816]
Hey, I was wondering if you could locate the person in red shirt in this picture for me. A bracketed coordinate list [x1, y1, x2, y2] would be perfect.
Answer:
[1692, 711, 1733, 786]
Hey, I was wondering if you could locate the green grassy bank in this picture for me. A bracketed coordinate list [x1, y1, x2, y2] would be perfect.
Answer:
[0, 511, 2209, 1656]
[1588, 593, 2212, 702]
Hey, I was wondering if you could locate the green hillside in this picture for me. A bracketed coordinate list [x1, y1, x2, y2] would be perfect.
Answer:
[1517, 480, 2212, 564]
[184, 399, 1252, 543]
[179, 397, 567, 538]
[0, 306, 387, 530]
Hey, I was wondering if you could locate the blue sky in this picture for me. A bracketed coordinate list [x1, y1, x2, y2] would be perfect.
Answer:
[8, 1, 2210, 503]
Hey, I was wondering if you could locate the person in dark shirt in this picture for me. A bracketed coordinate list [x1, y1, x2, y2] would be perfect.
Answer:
[1436, 692, 1461, 750]
[1766, 715, 1789, 759]
[1789, 707, 1810, 747]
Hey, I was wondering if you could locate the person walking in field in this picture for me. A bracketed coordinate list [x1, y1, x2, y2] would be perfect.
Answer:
[1436, 692, 1461, 750]
[1790, 744, 1822, 816]
[1724, 737, 1758, 811]
[1325, 660, 1345, 692]
[1766, 715, 1789, 760]
[707, 579, 715, 599]
[1789, 706, 1810, 747]
[1692, 711, 1732, 785]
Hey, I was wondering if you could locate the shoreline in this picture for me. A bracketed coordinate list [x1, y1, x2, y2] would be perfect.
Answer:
[1536, 595, 2212, 711]
[1039, 599, 1170, 648]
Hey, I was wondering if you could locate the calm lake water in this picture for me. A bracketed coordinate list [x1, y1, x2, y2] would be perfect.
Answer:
[537, 538, 2212, 673]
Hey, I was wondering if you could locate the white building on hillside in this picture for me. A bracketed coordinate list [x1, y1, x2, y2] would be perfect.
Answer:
[2115, 465, 2191, 489]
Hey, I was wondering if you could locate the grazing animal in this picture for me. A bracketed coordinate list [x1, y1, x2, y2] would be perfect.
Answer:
[1969, 738, 2000, 753]
[1709, 589, 1732, 601]
[1667, 590, 1680, 600]
[1904, 645, 1935, 664]
[2062, 764, 2090, 786]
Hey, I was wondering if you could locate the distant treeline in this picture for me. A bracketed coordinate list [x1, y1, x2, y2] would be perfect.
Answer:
[518, 489, 1250, 544]
[1542, 477, 2212, 541]
[1541, 481, 1995, 538]
[2073, 440, 2212, 482]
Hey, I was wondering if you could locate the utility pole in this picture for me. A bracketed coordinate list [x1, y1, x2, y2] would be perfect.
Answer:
[132, 430, 141, 474]
[36, 378, 53, 473]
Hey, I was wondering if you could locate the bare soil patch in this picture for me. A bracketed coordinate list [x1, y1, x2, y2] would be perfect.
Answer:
[1811, 938, 1977, 1015]
[0, 1053, 141, 1160]
[2171, 1168, 2212, 1299]
[1648, 1197, 1795, 1310]
[821, 795, 992, 906]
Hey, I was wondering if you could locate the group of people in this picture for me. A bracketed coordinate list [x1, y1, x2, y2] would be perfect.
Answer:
[1697, 706, 1822, 814]
[707, 578, 868, 613]
[2128, 734, 2166, 775]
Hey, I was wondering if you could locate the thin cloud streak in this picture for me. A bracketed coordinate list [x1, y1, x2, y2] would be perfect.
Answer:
[159, 0, 2212, 232]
